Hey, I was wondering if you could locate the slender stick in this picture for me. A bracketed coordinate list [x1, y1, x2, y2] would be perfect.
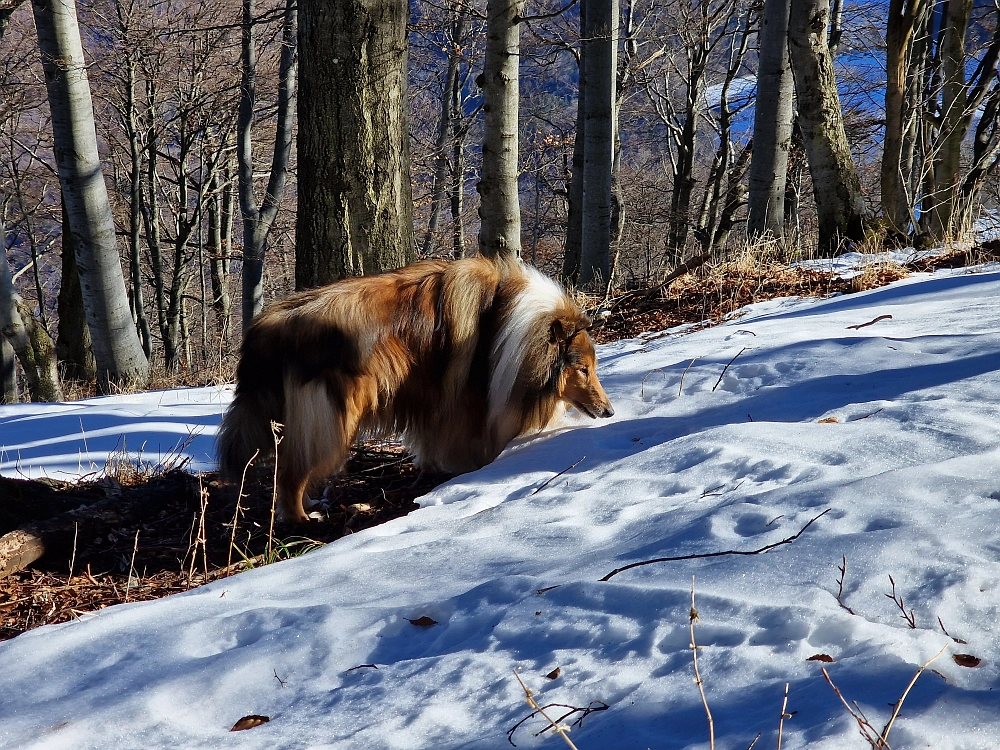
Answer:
[531, 456, 586, 496]
[513, 671, 579, 750]
[601, 509, 831, 581]
[690, 577, 715, 750]
[880, 643, 949, 745]
[679, 356, 700, 396]
[712, 347, 749, 392]
[124, 529, 140, 602]
[268, 421, 283, 559]
[227, 448, 259, 576]
[777, 682, 790, 750]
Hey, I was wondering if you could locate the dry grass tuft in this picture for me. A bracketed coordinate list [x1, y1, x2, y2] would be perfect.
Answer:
[0, 441, 449, 642]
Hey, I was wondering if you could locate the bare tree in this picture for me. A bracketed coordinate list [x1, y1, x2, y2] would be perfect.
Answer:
[31, 0, 149, 390]
[478, 0, 525, 259]
[787, 0, 866, 253]
[296, 0, 414, 287]
[1, 220, 61, 401]
[239, 0, 297, 327]
[881, 0, 926, 239]
[0, 334, 13, 403]
[747, 0, 794, 241]
[579, 0, 618, 284]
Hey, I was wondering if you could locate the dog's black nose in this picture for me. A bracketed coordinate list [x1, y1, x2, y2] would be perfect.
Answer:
[601, 404, 615, 418]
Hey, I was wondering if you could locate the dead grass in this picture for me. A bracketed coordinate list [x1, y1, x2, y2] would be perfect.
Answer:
[0, 442, 450, 642]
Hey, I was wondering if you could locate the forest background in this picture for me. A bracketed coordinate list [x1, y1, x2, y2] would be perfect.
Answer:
[1, 0, 999, 402]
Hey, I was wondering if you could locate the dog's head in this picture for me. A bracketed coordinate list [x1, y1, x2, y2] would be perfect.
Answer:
[550, 316, 614, 419]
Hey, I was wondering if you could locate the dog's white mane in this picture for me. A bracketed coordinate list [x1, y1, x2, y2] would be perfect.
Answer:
[488, 263, 567, 424]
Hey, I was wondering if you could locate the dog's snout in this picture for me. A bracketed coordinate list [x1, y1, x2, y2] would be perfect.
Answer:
[601, 403, 615, 418]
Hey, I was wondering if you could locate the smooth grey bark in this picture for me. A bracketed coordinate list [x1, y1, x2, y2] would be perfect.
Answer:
[562, 28, 585, 284]
[926, 0, 974, 240]
[423, 2, 468, 257]
[56, 199, 96, 383]
[698, 9, 753, 253]
[0, 334, 14, 404]
[787, 0, 865, 254]
[450, 79, 468, 260]
[239, 0, 297, 328]
[122, 51, 151, 358]
[579, 0, 617, 285]
[477, 0, 524, 259]
[1, 237, 62, 402]
[31, 0, 148, 391]
[296, 0, 414, 287]
[208, 170, 232, 344]
[881, 0, 926, 237]
[747, 0, 794, 240]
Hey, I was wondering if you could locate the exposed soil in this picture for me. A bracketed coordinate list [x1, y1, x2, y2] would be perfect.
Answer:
[0, 444, 450, 641]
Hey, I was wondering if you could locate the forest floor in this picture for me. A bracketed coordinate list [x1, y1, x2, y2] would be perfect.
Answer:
[3, 242, 999, 642]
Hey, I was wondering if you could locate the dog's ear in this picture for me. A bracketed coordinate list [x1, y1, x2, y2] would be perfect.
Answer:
[549, 317, 576, 344]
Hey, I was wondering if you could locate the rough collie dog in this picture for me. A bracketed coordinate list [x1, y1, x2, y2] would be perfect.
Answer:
[217, 255, 614, 522]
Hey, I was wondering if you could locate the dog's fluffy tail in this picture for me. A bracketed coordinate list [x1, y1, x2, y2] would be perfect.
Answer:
[217, 387, 280, 481]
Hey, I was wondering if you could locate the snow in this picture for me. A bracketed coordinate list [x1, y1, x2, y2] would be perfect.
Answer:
[3, 263, 1000, 749]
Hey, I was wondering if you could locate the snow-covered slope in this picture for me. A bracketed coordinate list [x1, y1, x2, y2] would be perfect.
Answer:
[2, 266, 1000, 749]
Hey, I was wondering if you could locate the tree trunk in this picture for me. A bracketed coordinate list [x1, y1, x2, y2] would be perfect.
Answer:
[31, 0, 149, 392]
[124, 56, 152, 358]
[881, 0, 926, 239]
[296, 0, 414, 287]
[787, 0, 865, 254]
[451, 101, 467, 259]
[55, 201, 96, 384]
[0, 334, 14, 404]
[562, 40, 585, 284]
[239, 0, 297, 327]
[926, 0, 974, 241]
[422, 3, 467, 257]
[208, 173, 232, 345]
[747, 0, 794, 241]
[1, 239, 62, 402]
[579, 0, 618, 285]
[477, 0, 524, 259]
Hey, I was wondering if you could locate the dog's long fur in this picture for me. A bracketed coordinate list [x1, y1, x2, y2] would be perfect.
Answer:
[217, 255, 613, 521]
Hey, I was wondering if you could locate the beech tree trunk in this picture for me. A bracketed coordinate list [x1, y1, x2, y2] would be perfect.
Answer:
[579, 0, 618, 285]
[422, 2, 467, 257]
[0, 335, 13, 404]
[1, 238, 62, 402]
[926, 0, 974, 241]
[562, 26, 585, 284]
[239, 0, 297, 327]
[31, 0, 149, 391]
[881, 0, 925, 238]
[477, 0, 524, 259]
[747, 0, 794, 240]
[296, 0, 414, 287]
[55, 200, 96, 383]
[787, 0, 865, 254]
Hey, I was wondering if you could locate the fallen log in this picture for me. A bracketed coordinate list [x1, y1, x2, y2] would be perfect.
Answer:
[0, 471, 201, 580]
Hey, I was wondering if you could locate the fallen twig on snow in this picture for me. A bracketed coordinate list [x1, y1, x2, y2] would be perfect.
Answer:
[531, 457, 586, 496]
[511, 670, 598, 749]
[847, 314, 892, 330]
[886, 575, 917, 629]
[836, 555, 855, 615]
[712, 347, 750, 392]
[506, 696, 608, 747]
[600, 509, 831, 581]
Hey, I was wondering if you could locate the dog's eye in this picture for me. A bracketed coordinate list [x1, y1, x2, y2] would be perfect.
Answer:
[579, 367, 589, 378]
